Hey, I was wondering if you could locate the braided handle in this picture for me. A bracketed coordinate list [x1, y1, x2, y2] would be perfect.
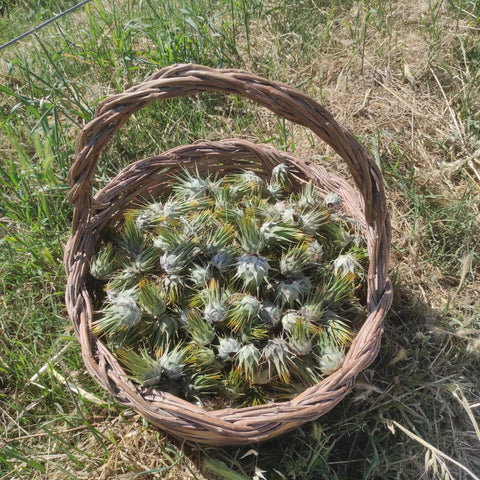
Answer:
[68, 64, 386, 226]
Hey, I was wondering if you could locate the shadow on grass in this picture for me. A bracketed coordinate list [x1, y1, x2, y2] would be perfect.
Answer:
[166, 277, 480, 480]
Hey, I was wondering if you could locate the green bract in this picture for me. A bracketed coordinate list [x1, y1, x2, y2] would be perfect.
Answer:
[90, 164, 367, 408]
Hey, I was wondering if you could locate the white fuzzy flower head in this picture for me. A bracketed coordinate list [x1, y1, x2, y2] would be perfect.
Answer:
[306, 240, 324, 263]
[259, 302, 281, 328]
[323, 192, 342, 211]
[333, 254, 362, 277]
[281, 310, 302, 332]
[236, 253, 270, 288]
[112, 296, 142, 328]
[203, 301, 228, 324]
[318, 345, 345, 375]
[217, 337, 242, 362]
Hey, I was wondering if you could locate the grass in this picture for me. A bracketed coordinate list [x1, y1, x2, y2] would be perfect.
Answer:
[1, 0, 480, 478]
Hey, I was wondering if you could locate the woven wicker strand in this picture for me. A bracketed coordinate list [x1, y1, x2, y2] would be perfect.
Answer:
[64, 64, 393, 446]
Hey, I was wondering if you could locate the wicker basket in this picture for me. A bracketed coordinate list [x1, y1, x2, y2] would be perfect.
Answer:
[65, 64, 393, 447]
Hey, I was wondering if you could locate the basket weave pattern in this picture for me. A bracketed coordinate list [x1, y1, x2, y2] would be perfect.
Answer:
[65, 64, 393, 446]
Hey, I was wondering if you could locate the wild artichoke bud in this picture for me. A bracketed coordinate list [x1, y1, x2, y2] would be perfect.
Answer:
[297, 208, 330, 235]
[137, 281, 167, 318]
[203, 301, 228, 324]
[296, 183, 320, 210]
[235, 253, 270, 289]
[120, 214, 145, 257]
[333, 254, 362, 277]
[275, 275, 311, 307]
[259, 301, 281, 328]
[189, 263, 213, 287]
[90, 243, 116, 280]
[281, 310, 302, 332]
[260, 220, 302, 247]
[228, 294, 261, 332]
[271, 163, 292, 190]
[160, 242, 196, 274]
[288, 318, 313, 356]
[158, 345, 188, 380]
[236, 344, 260, 384]
[323, 192, 342, 211]
[187, 346, 217, 368]
[265, 181, 284, 200]
[162, 274, 185, 304]
[279, 244, 310, 277]
[193, 279, 229, 324]
[162, 198, 191, 219]
[318, 344, 345, 375]
[211, 250, 235, 272]
[116, 350, 163, 388]
[135, 202, 163, 230]
[184, 372, 221, 401]
[301, 294, 325, 323]
[93, 295, 142, 336]
[173, 171, 209, 199]
[262, 338, 294, 384]
[217, 337, 242, 362]
[306, 239, 324, 263]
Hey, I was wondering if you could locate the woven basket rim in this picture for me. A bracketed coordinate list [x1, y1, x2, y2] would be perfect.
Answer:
[64, 64, 393, 446]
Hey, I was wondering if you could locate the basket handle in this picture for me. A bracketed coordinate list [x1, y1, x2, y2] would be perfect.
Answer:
[68, 63, 387, 232]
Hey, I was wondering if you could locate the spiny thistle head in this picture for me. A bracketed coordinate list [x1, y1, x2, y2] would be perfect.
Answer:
[259, 301, 281, 329]
[162, 273, 186, 304]
[301, 291, 325, 323]
[295, 183, 320, 210]
[151, 314, 180, 352]
[184, 372, 222, 401]
[323, 310, 354, 347]
[235, 253, 270, 291]
[134, 202, 164, 230]
[120, 214, 145, 257]
[217, 337, 242, 362]
[260, 220, 304, 248]
[323, 192, 342, 212]
[130, 245, 159, 275]
[90, 243, 117, 280]
[117, 349, 162, 388]
[279, 244, 311, 277]
[172, 169, 211, 199]
[137, 280, 167, 318]
[237, 215, 264, 253]
[93, 295, 142, 337]
[157, 344, 189, 380]
[153, 228, 182, 251]
[265, 181, 285, 200]
[316, 341, 345, 375]
[296, 207, 330, 235]
[227, 170, 264, 197]
[192, 279, 229, 324]
[160, 242, 197, 275]
[271, 163, 292, 191]
[189, 262, 213, 288]
[275, 275, 311, 307]
[306, 239, 324, 264]
[187, 345, 217, 368]
[333, 254, 363, 277]
[228, 294, 261, 332]
[262, 338, 295, 384]
[281, 310, 303, 333]
[288, 318, 313, 356]
[235, 344, 260, 384]
[200, 223, 236, 256]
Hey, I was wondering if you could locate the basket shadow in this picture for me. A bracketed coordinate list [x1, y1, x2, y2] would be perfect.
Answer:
[165, 274, 477, 479]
